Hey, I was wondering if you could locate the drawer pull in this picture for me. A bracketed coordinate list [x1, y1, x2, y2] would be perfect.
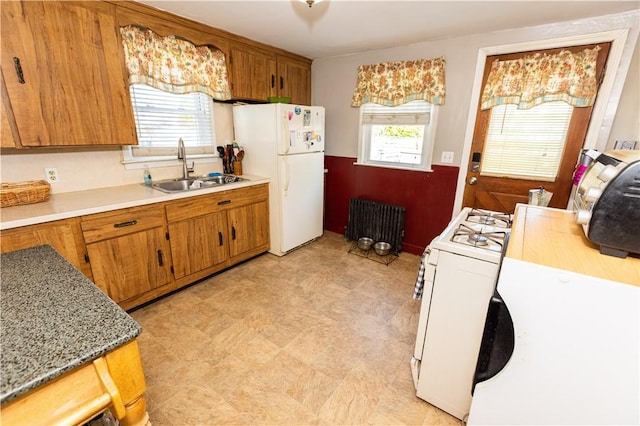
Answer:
[218, 231, 223, 246]
[13, 57, 25, 84]
[217, 200, 231, 206]
[114, 220, 137, 228]
[232, 226, 236, 240]
[157, 249, 164, 267]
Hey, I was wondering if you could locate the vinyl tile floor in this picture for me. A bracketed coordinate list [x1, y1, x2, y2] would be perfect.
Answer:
[129, 231, 461, 426]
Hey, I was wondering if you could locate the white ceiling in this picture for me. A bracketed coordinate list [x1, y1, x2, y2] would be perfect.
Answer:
[136, 1, 639, 59]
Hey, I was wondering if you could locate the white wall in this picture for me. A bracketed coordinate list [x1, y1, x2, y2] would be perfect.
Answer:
[608, 40, 640, 149]
[0, 103, 235, 194]
[1, 10, 638, 195]
[312, 10, 639, 163]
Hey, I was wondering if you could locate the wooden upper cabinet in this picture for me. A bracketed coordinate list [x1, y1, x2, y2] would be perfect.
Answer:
[229, 44, 274, 102]
[274, 57, 312, 106]
[230, 42, 311, 104]
[0, 1, 137, 147]
[1, 71, 19, 147]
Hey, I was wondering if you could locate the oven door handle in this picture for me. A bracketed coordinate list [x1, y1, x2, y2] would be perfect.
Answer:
[472, 291, 515, 395]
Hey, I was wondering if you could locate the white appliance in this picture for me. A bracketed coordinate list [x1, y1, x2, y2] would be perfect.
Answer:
[411, 207, 512, 420]
[233, 103, 325, 256]
[468, 258, 639, 425]
[468, 204, 640, 425]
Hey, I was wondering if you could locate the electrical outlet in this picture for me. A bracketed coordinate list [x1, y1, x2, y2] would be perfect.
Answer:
[44, 167, 60, 183]
[441, 151, 454, 164]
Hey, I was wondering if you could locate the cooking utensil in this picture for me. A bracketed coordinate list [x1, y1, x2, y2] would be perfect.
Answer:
[237, 150, 245, 162]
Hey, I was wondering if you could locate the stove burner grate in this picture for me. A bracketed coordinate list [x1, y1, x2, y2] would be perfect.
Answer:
[467, 209, 513, 228]
[452, 224, 507, 249]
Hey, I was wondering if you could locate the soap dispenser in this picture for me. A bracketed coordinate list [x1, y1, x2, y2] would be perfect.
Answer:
[143, 165, 152, 185]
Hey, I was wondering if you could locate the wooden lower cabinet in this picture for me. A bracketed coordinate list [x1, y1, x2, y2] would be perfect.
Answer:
[166, 183, 270, 287]
[81, 205, 174, 309]
[168, 211, 228, 280]
[0, 217, 92, 279]
[0, 184, 269, 310]
[1, 340, 149, 426]
[228, 199, 269, 259]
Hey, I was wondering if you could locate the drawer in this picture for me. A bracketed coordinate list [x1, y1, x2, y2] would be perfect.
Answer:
[166, 184, 268, 223]
[81, 205, 165, 243]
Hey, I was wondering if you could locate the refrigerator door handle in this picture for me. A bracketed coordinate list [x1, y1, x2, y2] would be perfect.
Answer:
[282, 113, 291, 155]
[283, 156, 290, 196]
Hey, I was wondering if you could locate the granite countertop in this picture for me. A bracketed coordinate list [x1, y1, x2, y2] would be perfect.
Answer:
[0, 174, 270, 230]
[0, 245, 142, 404]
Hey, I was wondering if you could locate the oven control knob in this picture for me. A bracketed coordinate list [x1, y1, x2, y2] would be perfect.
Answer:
[584, 186, 602, 203]
[575, 208, 592, 225]
[597, 164, 618, 182]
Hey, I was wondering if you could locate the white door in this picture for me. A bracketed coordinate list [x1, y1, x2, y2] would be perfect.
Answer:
[277, 151, 324, 253]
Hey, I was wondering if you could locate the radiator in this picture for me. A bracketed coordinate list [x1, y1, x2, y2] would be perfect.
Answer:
[345, 198, 406, 254]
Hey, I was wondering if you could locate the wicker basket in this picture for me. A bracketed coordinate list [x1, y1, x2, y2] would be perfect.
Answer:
[1, 180, 51, 208]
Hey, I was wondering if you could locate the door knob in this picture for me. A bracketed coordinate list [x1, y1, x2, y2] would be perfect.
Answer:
[468, 176, 478, 185]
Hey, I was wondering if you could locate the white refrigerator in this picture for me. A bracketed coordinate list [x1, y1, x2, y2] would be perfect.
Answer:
[233, 103, 325, 256]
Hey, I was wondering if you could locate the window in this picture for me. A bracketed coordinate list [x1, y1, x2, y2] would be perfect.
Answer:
[481, 101, 573, 181]
[122, 84, 216, 164]
[358, 100, 437, 170]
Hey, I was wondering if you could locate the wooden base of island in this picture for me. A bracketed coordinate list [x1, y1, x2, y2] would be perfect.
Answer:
[1, 340, 149, 426]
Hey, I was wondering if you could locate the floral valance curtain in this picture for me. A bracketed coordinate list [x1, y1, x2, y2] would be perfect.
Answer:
[351, 57, 446, 107]
[480, 46, 600, 110]
[120, 25, 231, 100]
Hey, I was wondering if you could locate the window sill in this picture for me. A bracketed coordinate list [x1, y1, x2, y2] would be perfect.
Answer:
[353, 162, 433, 173]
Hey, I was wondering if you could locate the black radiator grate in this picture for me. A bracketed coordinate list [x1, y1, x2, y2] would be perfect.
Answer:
[345, 198, 406, 254]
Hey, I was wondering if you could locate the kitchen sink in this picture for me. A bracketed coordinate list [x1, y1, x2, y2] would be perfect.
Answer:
[151, 175, 244, 193]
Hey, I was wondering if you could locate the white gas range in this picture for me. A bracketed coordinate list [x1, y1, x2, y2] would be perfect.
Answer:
[411, 207, 512, 420]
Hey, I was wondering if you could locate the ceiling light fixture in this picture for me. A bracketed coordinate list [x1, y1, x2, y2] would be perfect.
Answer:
[300, 0, 323, 8]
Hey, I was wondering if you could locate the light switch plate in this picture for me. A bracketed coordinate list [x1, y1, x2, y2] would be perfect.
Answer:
[44, 167, 60, 183]
[441, 151, 454, 164]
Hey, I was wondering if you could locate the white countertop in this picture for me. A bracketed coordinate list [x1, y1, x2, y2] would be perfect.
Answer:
[0, 175, 270, 230]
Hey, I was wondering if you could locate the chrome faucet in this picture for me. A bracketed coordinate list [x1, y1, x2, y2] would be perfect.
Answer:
[177, 138, 194, 179]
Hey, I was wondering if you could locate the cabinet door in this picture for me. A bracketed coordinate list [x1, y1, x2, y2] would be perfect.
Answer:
[227, 200, 269, 259]
[1, 71, 18, 147]
[0, 218, 92, 280]
[0, 1, 137, 147]
[277, 59, 311, 105]
[168, 212, 228, 280]
[86, 227, 172, 303]
[229, 45, 272, 101]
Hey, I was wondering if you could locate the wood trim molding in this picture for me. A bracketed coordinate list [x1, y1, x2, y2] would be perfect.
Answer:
[454, 28, 636, 214]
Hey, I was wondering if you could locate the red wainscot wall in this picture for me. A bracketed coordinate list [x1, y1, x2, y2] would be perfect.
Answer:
[323, 155, 460, 255]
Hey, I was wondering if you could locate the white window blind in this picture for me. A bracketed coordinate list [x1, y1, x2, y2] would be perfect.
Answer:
[129, 84, 215, 157]
[481, 102, 573, 181]
[362, 102, 431, 125]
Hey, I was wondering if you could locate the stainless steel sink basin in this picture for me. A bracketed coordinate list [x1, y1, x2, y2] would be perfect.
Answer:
[151, 175, 244, 193]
